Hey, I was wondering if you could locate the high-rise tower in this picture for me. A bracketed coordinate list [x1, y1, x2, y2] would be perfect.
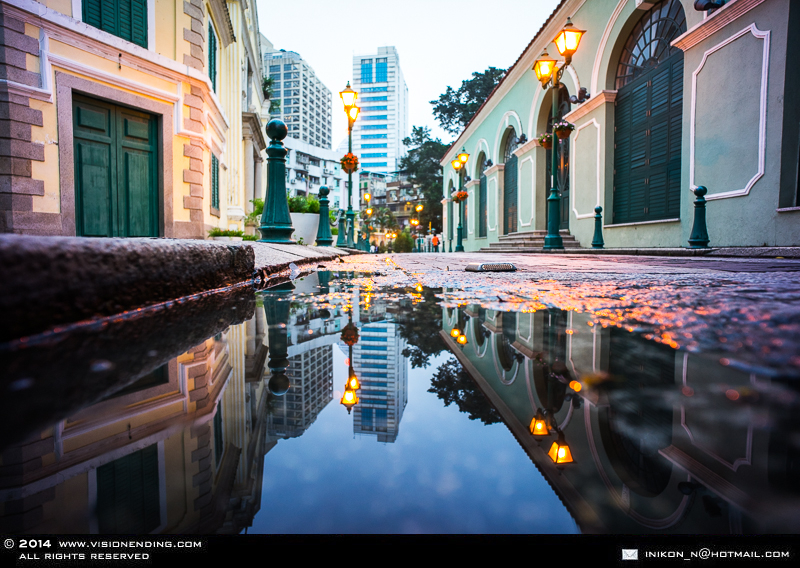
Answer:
[351, 46, 409, 175]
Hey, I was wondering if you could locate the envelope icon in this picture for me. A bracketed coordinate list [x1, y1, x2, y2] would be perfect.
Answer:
[622, 549, 638, 560]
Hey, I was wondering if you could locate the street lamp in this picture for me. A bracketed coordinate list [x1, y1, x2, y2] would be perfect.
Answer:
[362, 192, 372, 252]
[533, 17, 585, 250]
[340, 81, 360, 249]
[451, 148, 469, 252]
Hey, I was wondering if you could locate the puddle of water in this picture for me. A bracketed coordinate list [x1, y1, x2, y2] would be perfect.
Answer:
[1, 270, 798, 534]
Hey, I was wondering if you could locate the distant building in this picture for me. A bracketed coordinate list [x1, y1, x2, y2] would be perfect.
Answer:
[351, 46, 409, 176]
[261, 37, 333, 150]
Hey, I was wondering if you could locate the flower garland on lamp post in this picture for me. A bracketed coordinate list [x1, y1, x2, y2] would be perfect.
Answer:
[533, 17, 586, 250]
[339, 82, 360, 249]
[450, 148, 469, 252]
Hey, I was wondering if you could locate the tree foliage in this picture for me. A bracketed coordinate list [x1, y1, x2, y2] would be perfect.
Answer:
[395, 287, 447, 368]
[430, 67, 506, 135]
[398, 126, 449, 233]
[428, 357, 502, 425]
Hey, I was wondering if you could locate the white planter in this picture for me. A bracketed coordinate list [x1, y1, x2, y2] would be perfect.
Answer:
[212, 236, 244, 242]
[290, 213, 319, 245]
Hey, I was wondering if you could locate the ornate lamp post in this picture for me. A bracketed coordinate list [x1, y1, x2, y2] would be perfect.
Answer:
[362, 192, 372, 252]
[534, 18, 585, 250]
[339, 82, 360, 249]
[450, 148, 469, 252]
[414, 203, 424, 251]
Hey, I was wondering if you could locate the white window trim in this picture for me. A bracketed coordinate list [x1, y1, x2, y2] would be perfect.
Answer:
[71, 0, 156, 51]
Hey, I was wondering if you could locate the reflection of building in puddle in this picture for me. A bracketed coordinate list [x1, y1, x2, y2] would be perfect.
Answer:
[441, 305, 800, 534]
[0, 296, 276, 535]
[349, 320, 408, 444]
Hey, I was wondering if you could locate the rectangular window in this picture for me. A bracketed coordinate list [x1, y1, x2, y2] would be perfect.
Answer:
[362, 96, 388, 102]
[208, 21, 218, 92]
[362, 87, 388, 93]
[362, 153, 388, 158]
[376, 408, 388, 431]
[361, 125, 388, 130]
[361, 59, 373, 84]
[214, 401, 223, 466]
[362, 162, 387, 168]
[361, 345, 388, 351]
[362, 134, 388, 139]
[362, 335, 388, 341]
[362, 115, 387, 121]
[270, 65, 281, 72]
[376, 58, 388, 82]
[361, 143, 388, 149]
[83, 0, 148, 48]
[361, 354, 388, 359]
[363, 106, 388, 111]
[211, 154, 219, 210]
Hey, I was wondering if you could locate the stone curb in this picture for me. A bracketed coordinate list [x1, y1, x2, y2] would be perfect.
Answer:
[0, 235, 350, 342]
[473, 247, 800, 259]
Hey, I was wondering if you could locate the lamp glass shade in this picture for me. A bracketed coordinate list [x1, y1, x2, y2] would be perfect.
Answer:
[547, 434, 574, 464]
[341, 388, 359, 406]
[530, 412, 550, 437]
[457, 150, 470, 164]
[364, 193, 371, 201]
[415, 204, 423, 212]
[366, 208, 373, 215]
[451, 159, 462, 170]
[340, 83, 357, 108]
[450, 328, 461, 338]
[457, 334, 468, 345]
[349, 106, 360, 121]
[533, 55, 557, 84]
[554, 19, 585, 59]
[347, 374, 360, 390]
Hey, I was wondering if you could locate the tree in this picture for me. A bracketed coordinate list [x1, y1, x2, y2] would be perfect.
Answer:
[398, 126, 449, 232]
[428, 357, 502, 425]
[395, 287, 447, 368]
[430, 67, 506, 135]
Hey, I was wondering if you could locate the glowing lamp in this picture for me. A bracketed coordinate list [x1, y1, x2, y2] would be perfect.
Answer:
[529, 410, 550, 438]
[415, 204, 423, 213]
[569, 380, 582, 392]
[451, 159, 462, 170]
[339, 82, 358, 109]
[553, 18, 585, 61]
[340, 388, 359, 413]
[547, 432, 574, 465]
[348, 106, 360, 121]
[347, 373, 360, 390]
[366, 208, 373, 215]
[414, 283, 423, 293]
[364, 193, 371, 202]
[457, 148, 469, 164]
[533, 50, 557, 85]
[450, 328, 461, 338]
[457, 334, 468, 345]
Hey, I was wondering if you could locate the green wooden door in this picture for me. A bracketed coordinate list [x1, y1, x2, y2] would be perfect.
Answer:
[503, 155, 518, 235]
[478, 174, 487, 238]
[74, 95, 159, 237]
[97, 444, 160, 533]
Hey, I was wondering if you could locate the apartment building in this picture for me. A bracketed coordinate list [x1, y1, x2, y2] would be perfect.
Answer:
[350, 46, 409, 175]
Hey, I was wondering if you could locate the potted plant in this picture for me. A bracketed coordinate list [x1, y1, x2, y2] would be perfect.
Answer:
[552, 119, 574, 139]
[208, 227, 244, 242]
[537, 133, 553, 149]
[340, 152, 359, 174]
[451, 190, 469, 203]
[288, 194, 320, 245]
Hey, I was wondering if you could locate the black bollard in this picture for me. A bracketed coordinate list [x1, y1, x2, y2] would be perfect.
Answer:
[263, 283, 294, 395]
[258, 120, 295, 243]
[591, 206, 604, 249]
[688, 186, 710, 248]
[316, 186, 334, 246]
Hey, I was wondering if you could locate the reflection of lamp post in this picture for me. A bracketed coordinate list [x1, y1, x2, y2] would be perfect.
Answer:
[534, 18, 585, 250]
[450, 149, 469, 252]
[262, 283, 295, 396]
[339, 82, 360, 249]
[340, 309, 360, 414]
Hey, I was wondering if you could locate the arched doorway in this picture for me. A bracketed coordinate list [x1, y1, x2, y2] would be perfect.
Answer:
[475, 151, 487, 238]
[545, 85, 571, 231]
[501, 128, 518, 235]
[613, 0, 686, 224]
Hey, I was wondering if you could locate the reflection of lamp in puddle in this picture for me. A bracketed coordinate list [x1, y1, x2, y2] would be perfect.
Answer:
[547, 430, 573, 466]
[263, 283, 294, 396]
[456, 333, 468, 345]
[340, 308, 361, 413]
[450, 328, 461, 338]
[530, 409, 551, 439]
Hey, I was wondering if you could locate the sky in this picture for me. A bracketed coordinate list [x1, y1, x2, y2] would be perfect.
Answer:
[255, 0, 562, 148]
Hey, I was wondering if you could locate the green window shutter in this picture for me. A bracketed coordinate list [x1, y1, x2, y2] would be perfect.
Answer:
[503, 155, 518, 234]
[97, 445, 160, 534]
[478, 174, 487, 238]
[211, 154, 220, 209]
[208, 23, 218, 92]
[214, 401, 223, 467]
[83, 0, 147, 48]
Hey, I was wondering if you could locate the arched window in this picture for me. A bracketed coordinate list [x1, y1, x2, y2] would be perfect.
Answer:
[613, 0, 686, 225]
[501, 127, 518, 235]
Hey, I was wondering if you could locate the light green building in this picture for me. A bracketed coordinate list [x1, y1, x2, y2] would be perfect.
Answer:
[441, 0, 800, 251]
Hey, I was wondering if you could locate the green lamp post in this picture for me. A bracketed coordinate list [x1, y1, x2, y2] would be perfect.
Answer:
[258, 119, 295, 243]
[533, 18, 586, 250]
[451, 149, 469, 252]
[339, 82, 360, 249]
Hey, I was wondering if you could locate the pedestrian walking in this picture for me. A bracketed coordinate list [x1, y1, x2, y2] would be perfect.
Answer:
[431, 234, 439, 253]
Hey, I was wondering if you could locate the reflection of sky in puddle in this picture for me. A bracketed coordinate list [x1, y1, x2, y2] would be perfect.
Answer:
[254, 349, 578, 534]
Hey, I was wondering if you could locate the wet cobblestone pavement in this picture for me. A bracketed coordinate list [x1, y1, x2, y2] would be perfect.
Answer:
[326, 253, 800, 377]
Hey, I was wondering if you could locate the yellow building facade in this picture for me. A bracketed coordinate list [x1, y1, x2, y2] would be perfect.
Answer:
[0, 0, 267, 238]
